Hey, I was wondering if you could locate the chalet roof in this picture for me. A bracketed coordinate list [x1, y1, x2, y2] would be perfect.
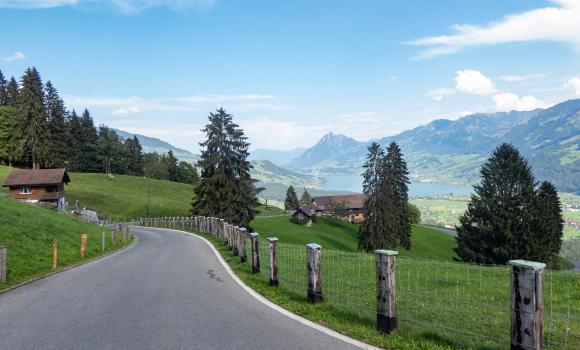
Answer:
[2, 168, 70, 187]
[313, 194, 366, 211]
[295, 204, 314, 218]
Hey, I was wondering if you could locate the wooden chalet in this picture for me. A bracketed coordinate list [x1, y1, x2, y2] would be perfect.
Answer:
[292, 204, 314, 226]
[2, 168, 70, 209]
[313, 194, 366, 223]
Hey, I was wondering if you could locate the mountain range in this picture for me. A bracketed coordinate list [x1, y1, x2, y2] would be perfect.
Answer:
[112, 128, 198, 163]
[277, 99, 579, 193]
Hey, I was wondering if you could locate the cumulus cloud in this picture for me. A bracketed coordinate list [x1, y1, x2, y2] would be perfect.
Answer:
[112, 106, 141, 116]
[0, 0, 215, 14]
[564, 77, 580, 96]
[454, 69, 496, 95]
[1, 51, 26, 62]
[492, 93, 549, 112]
[406, 0, 580, 59]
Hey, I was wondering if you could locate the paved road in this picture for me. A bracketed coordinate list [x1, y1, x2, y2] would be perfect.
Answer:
[0, 227, 362, 350]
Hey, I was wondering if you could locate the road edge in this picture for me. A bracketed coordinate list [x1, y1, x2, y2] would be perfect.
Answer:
[0, 236, 138, 296]
[153, 227, 383, 350]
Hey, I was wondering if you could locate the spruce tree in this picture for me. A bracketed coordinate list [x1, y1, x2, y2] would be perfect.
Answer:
[533, 181, 564, 264]
[44, 81, 68, 168]
[6, 76, 18, 106]
[66, 109, 83, 171]
[384, 142, 412, 249]
[0, 70, 7, 105]
[455, 143, 537, 264]
[14, 67, 47, 169]
[97, 125, 125, 174]
[78, 109, 99, 172]
[358, 143, 392, 251]
[284, 185, 300, 210]
[300, 189, 313, 207]
[124, 136, 144, 176]
[166, 149, 178, 181]
[192, 108, 260, 227]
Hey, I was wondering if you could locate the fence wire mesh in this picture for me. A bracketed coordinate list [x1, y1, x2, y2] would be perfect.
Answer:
[151, 217, 579, 349]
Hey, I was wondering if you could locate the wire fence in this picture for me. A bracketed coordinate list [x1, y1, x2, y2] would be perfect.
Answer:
[139, 216, 579, 349]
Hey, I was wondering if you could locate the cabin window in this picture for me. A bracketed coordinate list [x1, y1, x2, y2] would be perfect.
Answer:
[20, 186, 32, 195]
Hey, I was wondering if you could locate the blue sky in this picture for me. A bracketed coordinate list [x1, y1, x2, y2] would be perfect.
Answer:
[1, 0, 580, 151]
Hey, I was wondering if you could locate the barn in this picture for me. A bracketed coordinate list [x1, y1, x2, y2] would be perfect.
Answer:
[2, 168, 71, 209]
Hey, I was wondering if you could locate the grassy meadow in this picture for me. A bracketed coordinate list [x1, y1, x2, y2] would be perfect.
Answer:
[0, 197, 131, 290]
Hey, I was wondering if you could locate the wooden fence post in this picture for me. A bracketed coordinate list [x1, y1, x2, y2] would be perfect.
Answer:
[233, 226, 239, 256]
[239, 228, 248, 263]
[101, 231, 105, 251]
[0, 246, 7, 283]
[267, 237, 278, 286]
[80, 234, 87, 258]
[111, 228, 116, 248]
[227, 225, 233, 250]
[306, 243, 322, 303]
[508, 260, 545, 350]
[52, 240, 58, 270]
[249, 232, 260, 273]
[375, 250, 398, 334]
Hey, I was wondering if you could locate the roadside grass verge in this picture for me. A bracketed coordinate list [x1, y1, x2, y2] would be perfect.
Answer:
[190, 229, 579, 350]
[0, 197, 131, 291]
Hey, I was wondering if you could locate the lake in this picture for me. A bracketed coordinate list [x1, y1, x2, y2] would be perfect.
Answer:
[318, 174, 473, 197]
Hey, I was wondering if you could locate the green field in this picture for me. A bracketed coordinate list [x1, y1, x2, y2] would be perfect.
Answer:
[189, 226, 579, 350]
[0, 197, 131, 290]
[252, 216, 458, 261]
[0, 166, 193, 220]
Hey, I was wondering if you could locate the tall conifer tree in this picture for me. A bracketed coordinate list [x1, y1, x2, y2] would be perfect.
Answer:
[14, 67, 47, 169]
[125, 136, 144, 176]
[533, 181, 564, 264]
[284, 185, 300, 210]
[6, 76, 18, 107]
[0, 70, 7, 105]
[455, 143, 537, 264]
[192, 108, 260, 227]
[44, 81, 68, 168]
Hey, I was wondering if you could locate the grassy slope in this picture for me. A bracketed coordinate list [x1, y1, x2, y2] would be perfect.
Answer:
[251, 216, 458, 261]
[0, 166, 193, 220]
[0, 197, 130, 289]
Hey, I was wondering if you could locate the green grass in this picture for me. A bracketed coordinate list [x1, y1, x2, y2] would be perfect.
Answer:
[0, 197, 131, 290]
[186, 227, 579, 350]
[0, 166, 193, 220]
[251, 216, 458, 261]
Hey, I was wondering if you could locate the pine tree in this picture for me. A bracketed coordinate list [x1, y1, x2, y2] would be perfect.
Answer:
[300, 189, 313, 207]
[166, 149, 178, 181]
[14, 67, 47, 169]
[124, 136, 144, 176]
[455, 143, 537, 264]
[0, 70, 7, 105]
[384, 142, 412, 249]
[66, 109, 83, 171]
[533, 181, 564, 264]
[358, 143, 393, 251]
[0, 106, 18, 164]
[44, 81, 68, 168]
[6, 76, 19, 107]
[78, 109, 99, 172]
[284, 185, 300, 210]
[192, 108, 260, 227]
[97, 125, 125, 174]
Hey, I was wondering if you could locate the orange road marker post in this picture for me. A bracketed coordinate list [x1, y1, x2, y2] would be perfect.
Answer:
[53, 240, 58, 270]
[80, 234, 88, 258]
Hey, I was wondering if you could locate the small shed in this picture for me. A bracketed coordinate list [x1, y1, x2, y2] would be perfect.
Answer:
[292, 204, 314, 226]
[2, 168, 70, 209]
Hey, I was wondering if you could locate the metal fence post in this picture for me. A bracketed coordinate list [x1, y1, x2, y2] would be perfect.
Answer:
[306, 243, 322, 303]
[267, 238, 278, 286]
[375, 250, 398, 334]
[508, 260, 545, 350]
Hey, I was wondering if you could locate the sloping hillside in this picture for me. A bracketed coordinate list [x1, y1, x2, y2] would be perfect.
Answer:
[0, 166, 193, 220]
[0, 197, 129, 289]
[113, 128, 198, 163]
[287, 99, 580, 192]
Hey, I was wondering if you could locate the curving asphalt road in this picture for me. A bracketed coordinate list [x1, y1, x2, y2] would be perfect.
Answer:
[0, 227, 363, 350]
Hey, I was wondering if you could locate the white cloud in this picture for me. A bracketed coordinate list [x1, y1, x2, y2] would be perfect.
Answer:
[492, 93, 549, 112]
[427, 87, 456, 101]
[112, 106, 141, 116]
[454, 69, 496, 95]
[0, 0, 215, 14]
[564, 77, 580, 96]
[406, 0, 580, 59]
[499, 74, 545, 82]
[1, 51, 26, 62]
